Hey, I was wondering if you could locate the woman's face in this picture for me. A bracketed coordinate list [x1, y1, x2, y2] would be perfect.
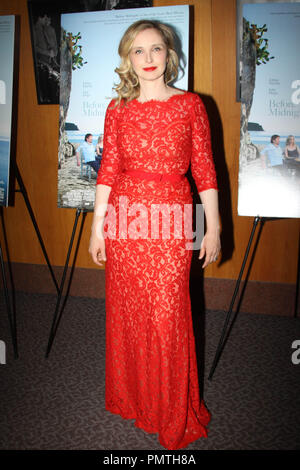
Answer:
[290, 136, 295, 145]
[129, 28, 168, 84]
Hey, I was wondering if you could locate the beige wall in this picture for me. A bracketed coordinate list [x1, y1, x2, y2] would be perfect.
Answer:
[0, 0, 299, 284]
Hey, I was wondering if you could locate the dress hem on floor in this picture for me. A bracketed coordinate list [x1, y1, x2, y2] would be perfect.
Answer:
[105, 403, 211, 450]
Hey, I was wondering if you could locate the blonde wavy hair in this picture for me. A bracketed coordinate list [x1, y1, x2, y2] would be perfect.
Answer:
[113, 20, 179, 105]
[286, 135, 295, 146]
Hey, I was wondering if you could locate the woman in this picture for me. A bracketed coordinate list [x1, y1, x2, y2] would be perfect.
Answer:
[89, 20, 221, 450]
[96, 134, 104, 159]
[283, 135, 300, 172]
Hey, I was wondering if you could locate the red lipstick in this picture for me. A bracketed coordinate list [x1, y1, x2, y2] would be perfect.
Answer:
[143, 67, 157, 71]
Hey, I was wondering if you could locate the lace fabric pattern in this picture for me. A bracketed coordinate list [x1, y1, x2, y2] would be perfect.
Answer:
[97, 91, 217, 450]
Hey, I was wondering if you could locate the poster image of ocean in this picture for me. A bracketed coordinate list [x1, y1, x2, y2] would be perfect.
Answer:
[238, 2, 300, 218]
[0, 15, 15, 207]
[58, 5, 189, 210]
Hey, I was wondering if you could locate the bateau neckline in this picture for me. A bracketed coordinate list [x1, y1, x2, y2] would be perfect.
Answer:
[132, 90, 188, 105]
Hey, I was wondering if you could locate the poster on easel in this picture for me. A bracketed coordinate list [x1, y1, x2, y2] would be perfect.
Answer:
[0, 15, 15, 208]
[238, 1, 300, 218]
[57, 4, 189, 210]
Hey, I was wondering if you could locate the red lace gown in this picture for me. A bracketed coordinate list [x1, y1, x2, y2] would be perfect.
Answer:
[96, 91, 218, 450]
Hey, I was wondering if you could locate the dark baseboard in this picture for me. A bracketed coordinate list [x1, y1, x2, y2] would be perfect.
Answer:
[1, 262, 297, 317]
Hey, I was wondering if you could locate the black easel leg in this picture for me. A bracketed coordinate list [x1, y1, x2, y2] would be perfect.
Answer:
[0, 242, 18, 359]
[45, 208, 82, 358]
[216, 218, 265, 361]
[57, 211, 87, 320]
[14, 164, 59, 293]
[47, 210, 87, 350]
[208, 216, 261, 381]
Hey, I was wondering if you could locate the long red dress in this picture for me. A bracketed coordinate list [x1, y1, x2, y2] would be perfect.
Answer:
[96, 91, 218, 450]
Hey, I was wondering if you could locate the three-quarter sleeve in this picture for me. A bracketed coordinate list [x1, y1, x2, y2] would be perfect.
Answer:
[96, 99, 122, 187]
[190, 94, 218, 192]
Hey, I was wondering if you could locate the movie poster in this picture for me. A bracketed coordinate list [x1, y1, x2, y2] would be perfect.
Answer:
[58, 5, 189, 210]
[0, 16, 15, 207]
[238, 2, 300, 218]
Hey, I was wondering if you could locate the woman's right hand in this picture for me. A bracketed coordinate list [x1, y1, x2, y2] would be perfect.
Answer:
[88, 231, 106, 267]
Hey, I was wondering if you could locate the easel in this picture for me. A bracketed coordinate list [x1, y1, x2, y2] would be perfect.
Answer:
[1, 163, 59, 359]
[45, 208, 88, 358]
[208, 215, 300, 381]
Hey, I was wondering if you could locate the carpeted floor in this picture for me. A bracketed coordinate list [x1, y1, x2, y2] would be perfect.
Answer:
[0, 290, 299, 450]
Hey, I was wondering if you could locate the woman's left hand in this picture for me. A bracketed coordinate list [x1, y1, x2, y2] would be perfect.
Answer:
[199, 229, 221, 268]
